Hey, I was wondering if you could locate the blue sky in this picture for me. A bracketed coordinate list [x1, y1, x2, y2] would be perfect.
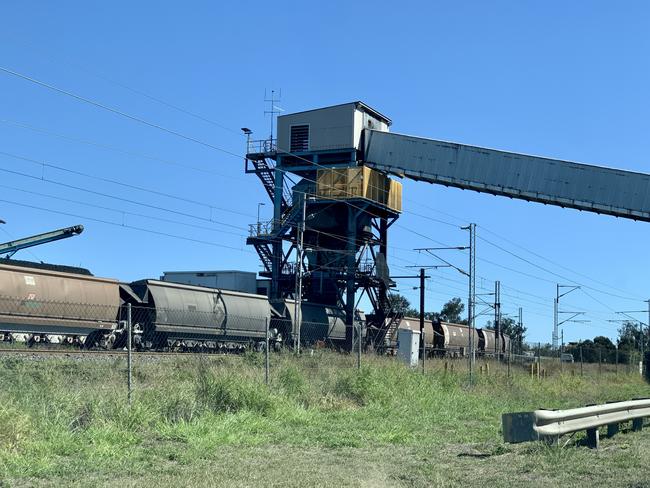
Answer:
[0, 1, 648, 344]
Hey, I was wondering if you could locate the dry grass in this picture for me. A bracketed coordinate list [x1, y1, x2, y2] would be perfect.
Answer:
[0, 351, 648, 487]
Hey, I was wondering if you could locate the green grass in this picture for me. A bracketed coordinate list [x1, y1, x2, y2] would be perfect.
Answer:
[0, 352, 649, 487]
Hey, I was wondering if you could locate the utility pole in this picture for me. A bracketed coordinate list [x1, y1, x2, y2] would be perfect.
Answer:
[613, 305, 649, 374]
[553, 287, 558, 350]
[641, 299, 650, 373]
[293, 194, 306, 353]
[395, 267, 430, 362]
[462, 223, 477, 382]
[518, 307, 523, 355]
[419, 268, 425, 339]
[494, 280, 501, 357]
[554, 285, 582, 350]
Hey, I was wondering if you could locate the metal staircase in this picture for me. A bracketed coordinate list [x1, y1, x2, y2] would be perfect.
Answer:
[375, 309, 404, 352]
[252, 242, 273, 274]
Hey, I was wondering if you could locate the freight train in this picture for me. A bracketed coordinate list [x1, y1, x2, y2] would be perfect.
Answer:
[0, 260, 509, 357]
[391, 317, 511, 358]
[0, 260, 350, 351]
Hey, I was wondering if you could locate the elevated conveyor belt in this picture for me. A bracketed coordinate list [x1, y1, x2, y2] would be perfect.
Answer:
[363, 129, 650, 222]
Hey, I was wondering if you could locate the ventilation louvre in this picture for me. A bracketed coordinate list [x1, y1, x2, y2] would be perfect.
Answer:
[290, 125, 309, 152]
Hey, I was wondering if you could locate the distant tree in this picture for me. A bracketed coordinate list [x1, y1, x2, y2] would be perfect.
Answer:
[593, 336, 617, 363]
[439, 297, 466, 324]
[618, 321, 646, 362]
[387, 293, 419, 317]
[565, 337, 618, 363]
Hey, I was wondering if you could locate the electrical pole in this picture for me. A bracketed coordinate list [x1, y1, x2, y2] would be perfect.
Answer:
[641, 317, 644, 370]
[518, 307, 523, 355]
[554, 285, 582, 350]
[494, 280, 501, 357]
[462, 223, 476, 382]
[553, 285, 558, 350]
[419, 268, 425, 338]
[293, 194, 306, 353]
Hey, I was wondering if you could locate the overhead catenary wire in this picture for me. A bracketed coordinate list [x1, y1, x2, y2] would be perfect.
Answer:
[0, 118, 247, 181]
[0, 164, 248, 232]
[0, 150, 254, 219]
[0, 183, 248, 238]
[0, 198, 253, 253]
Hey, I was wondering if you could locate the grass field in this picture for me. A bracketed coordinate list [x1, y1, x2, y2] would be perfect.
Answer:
[0, 351, 649, 487]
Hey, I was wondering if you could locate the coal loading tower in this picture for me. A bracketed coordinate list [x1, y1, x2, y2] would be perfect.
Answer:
[244, 102, 403, 351]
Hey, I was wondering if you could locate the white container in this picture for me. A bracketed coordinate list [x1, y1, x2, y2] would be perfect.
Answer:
[397, 328, 420, 367]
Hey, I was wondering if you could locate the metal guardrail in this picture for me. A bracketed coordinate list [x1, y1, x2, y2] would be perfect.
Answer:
[247, 138, 276, 155]
[502, 399, 650, 448]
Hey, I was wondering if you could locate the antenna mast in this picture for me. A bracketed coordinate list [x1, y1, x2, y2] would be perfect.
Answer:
[264, 89, 282, 143]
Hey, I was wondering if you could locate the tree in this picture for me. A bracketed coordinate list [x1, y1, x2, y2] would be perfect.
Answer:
[565, 336, 617, 364]
[617, 320, 645, 364]
[439, 297, 466, 324]
[387, 293, 419, 317]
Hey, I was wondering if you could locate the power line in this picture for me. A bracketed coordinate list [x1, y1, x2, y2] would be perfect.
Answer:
[0, 66, 243, 159]
[479, 224, 645, 301]
[478, 233, 642, 302]
[0, 198, 253, 253]
[0, 118, 246, 181]
[0, 150, 254, 218]
[0, 164, 247, 232]
[0, 183, 247, 238]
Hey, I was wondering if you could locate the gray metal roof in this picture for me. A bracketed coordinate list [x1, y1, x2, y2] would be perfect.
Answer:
[363, 129, 650, 222]
[278, 101, 392, 126]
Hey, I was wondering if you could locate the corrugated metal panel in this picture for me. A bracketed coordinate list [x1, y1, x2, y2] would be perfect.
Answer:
[364, 130, 650, 222]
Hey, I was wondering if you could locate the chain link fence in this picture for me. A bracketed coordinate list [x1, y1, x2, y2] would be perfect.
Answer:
[0, 293, 646, 405]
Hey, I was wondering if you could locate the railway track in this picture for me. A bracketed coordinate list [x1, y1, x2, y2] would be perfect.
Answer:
[0, 347, 244, 360]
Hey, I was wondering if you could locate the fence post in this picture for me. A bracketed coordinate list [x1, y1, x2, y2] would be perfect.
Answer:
[357, 321, 361, 371]
[265, 317, 270, 385]
[615, 345, 618, 376]
[127, 303, 132, 406]
[596, 347, 602, 376]
[580, 345, 583, 377]
[537, 342, 541, 380]
[507, 339, 511, 379]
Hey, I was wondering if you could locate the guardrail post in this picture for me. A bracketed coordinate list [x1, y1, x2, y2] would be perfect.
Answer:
[607, 423, 619, 438]
[586, 428, 599, 449]
[632, 418, 644, 431]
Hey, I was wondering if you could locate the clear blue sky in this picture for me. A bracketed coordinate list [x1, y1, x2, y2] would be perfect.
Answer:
[1, 1, 648, 344]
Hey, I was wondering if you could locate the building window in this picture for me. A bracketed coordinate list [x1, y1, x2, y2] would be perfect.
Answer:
[290, 125, 309, 152]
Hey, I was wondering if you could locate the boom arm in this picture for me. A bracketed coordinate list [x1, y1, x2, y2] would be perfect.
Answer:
[0, 225, 84, 258]
[363, 129, 650, 222]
